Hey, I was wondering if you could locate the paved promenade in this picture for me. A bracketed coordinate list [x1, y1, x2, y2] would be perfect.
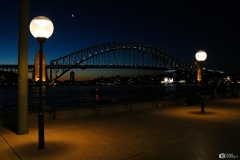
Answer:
[0, 97, 239, 160]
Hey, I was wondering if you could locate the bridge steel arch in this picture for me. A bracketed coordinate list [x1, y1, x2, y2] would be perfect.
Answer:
[50, 42, 191, 80]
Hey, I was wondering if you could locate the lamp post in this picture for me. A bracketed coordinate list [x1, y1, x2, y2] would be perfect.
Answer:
[29, 16, 54, 149]
[195, 50, 207, 113]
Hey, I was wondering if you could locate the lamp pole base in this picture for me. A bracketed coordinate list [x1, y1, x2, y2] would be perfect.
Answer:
[38, 112, 45, 149]
[201, 95, 204, 113]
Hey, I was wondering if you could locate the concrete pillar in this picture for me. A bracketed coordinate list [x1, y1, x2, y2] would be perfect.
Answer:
[17, 0, 29, 135]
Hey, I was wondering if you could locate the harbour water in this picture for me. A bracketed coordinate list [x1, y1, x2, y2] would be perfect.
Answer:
[0, 84, 214, 114]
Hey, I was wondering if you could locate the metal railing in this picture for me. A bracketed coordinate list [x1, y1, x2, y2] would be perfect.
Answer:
[0, 91, 214, 116]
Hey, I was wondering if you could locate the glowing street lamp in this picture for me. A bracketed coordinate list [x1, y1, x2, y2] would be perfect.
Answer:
[195, 50, 207, 62]
[30, 16, 54, 149]
[195, 50, 207, 113]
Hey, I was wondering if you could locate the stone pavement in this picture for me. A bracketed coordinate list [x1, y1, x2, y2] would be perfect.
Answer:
[0, 97, 239, 160]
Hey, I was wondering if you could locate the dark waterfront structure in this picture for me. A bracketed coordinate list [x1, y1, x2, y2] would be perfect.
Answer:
[70, 71, 75, 81]
[0, 68, 231, 86]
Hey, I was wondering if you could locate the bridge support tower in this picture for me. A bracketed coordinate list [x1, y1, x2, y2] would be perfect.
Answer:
[33, 51, 48, 82]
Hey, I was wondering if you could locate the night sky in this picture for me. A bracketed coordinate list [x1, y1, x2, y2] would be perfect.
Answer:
[1, 0, 240, 80]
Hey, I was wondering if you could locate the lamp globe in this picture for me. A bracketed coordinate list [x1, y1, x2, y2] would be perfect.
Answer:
[195, 50, 207, 61]
[30, 16, 54, 39]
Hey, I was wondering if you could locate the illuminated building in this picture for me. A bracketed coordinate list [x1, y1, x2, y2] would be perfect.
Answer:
[161, 77, 173, 84]
[33, 51, 48, 81]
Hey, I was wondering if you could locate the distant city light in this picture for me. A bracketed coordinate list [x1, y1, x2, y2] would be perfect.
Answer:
[165, 70, 175, 73]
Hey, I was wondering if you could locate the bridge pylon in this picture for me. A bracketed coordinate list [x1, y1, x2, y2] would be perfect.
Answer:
[33, 51, 48, 81]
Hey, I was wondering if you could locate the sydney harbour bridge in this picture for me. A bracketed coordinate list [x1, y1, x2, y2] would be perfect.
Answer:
[0, 42, 193, 81]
